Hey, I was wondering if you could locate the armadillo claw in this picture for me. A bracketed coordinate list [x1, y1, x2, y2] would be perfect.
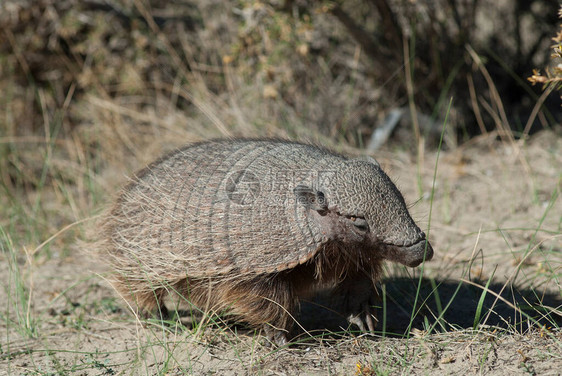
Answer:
[347, 301, 377, 333]
[262, 324, 289, 347]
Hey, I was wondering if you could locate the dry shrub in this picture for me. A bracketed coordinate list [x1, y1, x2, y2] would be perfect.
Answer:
[529, 6, 562, 97]
[242, 0, 561, 140]
[2, 1, 560, 145]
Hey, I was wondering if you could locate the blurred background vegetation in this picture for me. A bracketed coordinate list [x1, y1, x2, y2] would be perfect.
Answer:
[0, 0, 560, 246]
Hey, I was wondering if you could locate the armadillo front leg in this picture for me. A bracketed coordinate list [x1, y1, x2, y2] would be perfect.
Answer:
[335, 273, 379, 333]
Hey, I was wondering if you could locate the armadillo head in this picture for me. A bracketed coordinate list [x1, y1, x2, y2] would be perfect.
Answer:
[294, 158, 433, 267]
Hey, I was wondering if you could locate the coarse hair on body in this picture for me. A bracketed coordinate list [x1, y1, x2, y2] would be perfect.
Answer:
[108, 238, 382, 332]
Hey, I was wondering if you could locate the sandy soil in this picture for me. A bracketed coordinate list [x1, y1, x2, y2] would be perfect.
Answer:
[1, 130, 561, 375]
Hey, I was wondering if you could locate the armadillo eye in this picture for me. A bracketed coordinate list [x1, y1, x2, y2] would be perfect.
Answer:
[354, 219, 368, 232]
[347, 216, 368, 232]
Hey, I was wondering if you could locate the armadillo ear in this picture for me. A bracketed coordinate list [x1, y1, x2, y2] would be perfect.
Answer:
[294, 185, 328, 212]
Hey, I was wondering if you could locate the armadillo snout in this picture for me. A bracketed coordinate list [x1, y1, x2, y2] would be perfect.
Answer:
[379, 238, 433, 267]
[403, 239, 433, 267]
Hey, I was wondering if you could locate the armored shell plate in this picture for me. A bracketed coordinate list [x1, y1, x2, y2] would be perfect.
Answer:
[107, 139, 346, 277]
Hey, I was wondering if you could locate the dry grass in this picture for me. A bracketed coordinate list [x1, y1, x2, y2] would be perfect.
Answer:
[0, 0, 561, 374]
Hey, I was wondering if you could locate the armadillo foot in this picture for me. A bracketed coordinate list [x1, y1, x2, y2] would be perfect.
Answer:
[347, 301, 377, 333]
[262, 324, 289, 347]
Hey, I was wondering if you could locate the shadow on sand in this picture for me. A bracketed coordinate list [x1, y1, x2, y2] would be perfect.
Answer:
[295, 277, 561, 339]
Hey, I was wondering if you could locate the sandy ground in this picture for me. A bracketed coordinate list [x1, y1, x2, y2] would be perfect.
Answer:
[1, 130, 561, 375]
